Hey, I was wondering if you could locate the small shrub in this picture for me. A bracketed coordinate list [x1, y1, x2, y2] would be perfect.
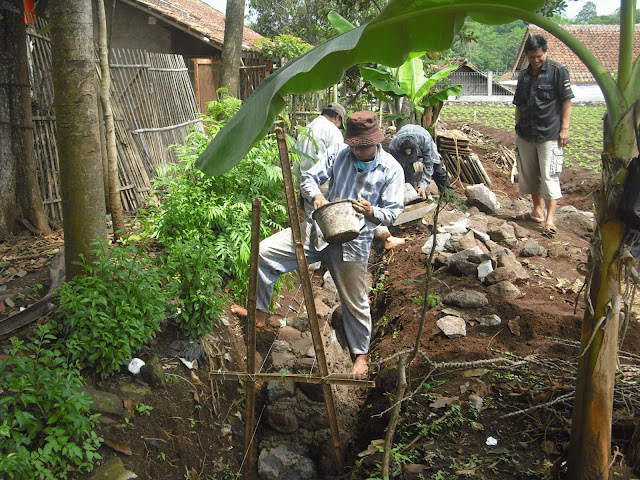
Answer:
[55, 241, 165, 377]
[0, 324, 102, 479]
[162, 237, 226, 339]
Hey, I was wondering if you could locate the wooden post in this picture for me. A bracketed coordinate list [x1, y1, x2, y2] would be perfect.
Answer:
[275, 127, 344, 473]
[243, 197, 261, 474]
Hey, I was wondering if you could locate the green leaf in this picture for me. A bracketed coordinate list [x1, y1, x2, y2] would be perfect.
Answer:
[195, 0, 546, 176]
[328, 11, 356, 34]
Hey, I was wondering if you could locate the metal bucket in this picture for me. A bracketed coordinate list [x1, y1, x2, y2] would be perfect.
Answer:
[312, 200, 361, 244]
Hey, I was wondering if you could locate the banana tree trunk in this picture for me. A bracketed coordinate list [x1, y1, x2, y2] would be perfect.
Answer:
[567, 112, 636, 480]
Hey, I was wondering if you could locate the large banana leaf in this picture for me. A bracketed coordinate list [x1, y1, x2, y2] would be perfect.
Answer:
[196, 0, 546, 176]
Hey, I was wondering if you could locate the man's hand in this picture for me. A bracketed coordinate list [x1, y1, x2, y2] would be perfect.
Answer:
[352, 197, 374, 220]
[417, 187, 427, 199]
[313, 194, 329, 210]
[559, 127, 570, 148]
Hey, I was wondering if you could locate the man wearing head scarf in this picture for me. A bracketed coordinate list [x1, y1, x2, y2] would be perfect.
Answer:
[232, 111, 404, 378]
[388, 124, 455, 199]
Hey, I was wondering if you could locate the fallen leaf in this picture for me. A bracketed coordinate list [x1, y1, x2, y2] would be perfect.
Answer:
[104, 438, 133, 455]
[459, 381, 470, 394]
[16, 270, 27, 278]
[5, 297, 15, 308]
[508, 319, 521, 336]
[469, 393, 484, 410]
[470, 421, 484, 431]
[455, 468, 476, 476]
[193, 391, 200, 404]
[463, 368, 490, 378]
[358, 439, 385, 457]
[540, 440, 559, 455]
[123, 397, 135, 413]
[429, 395, 458, 409]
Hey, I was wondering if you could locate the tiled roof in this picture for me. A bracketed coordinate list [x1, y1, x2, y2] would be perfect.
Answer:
[513, 24, 640, 84]
[124, 0, 263, 51]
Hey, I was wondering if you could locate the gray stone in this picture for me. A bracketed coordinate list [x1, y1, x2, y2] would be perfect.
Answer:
[455, 230, 478, 251]
[443, 246, 484, 267]
[258, 444, 317, 480]
[87, 457, 137, 480]
[441, 218, 471, 234]
[313, 298, 332, 319]
[118, 383, 152, 404]
[266, 406, 299, 433]
[82, 387, 124, 416]
[470, 227, 490, 242]
[465, 184, 500, 214]
[421, 232, 451, 253]
[271, 352, 296, 371]
[510, 222, 531, 239]
[487, 221, 516, 243]
[290, 335, 314, 357]
[520, 238, 547, 257]
[477, 259, 494, 282]
[487, 281, 522, 299]
[267, 381, 296, 403]
[436, 315, 467, 338]
[286, 315, 310, 332]
[478, 314, 502, 327]
[273, 340, 293, 353]
[278, 326, 302, 342]
[442, 290, 489, 309]
[323, 270, 337, 293]
[139, 356, 165, 388]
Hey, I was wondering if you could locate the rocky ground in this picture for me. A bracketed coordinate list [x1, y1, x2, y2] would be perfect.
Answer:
[2, 122, 640, 480]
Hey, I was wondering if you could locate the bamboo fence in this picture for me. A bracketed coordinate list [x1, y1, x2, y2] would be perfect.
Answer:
[25, 14, 203, 223]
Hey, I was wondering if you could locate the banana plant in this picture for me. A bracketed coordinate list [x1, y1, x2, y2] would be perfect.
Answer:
[196, 2, 640, 477]
[360, 60, 462, 123]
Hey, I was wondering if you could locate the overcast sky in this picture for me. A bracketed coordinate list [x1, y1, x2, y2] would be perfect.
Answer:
[201, 0, 620, 23]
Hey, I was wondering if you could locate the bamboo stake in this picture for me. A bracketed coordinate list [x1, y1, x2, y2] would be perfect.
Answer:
[275, 127, 344, 473]
[243, 198, 261, 475]
[211, 371, 375, 387]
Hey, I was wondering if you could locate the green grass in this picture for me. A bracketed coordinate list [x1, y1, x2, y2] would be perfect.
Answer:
[439, 103, 606, 173]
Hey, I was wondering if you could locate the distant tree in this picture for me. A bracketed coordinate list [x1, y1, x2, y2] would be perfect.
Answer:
[576, 0, 598, 22]
[446, 20, 527, 71]
[219, 0, 245, 96]
[248, 0, 383, 44]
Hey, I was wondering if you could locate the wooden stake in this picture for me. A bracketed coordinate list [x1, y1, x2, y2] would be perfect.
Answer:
[243, 198, 261, 474]
[275, 127, 344, 473]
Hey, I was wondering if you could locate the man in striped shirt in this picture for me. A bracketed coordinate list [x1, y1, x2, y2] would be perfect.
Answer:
[253, 111, 404, 377]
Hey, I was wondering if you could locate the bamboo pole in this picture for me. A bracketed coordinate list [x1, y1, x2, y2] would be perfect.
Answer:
[243, 198, 261, 474]
[211, 371, 375, 387]
[275, 127, 344, 473]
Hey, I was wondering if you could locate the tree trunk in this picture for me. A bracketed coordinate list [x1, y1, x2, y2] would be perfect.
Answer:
[0, 0, 52, 239]
[50, 0, 107, 279]
[97, 0, 125, 239]
[567, 130, 632, 478]
[218, 0, 245, 97]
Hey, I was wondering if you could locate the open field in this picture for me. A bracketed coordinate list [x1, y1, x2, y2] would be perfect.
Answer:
[440, 103, 607, 173]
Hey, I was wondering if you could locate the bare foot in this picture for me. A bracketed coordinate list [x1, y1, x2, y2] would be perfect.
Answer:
[231, 305, 267, 328]
[351, 354, 369, 378]
[230, 304, 247, 317]
[384, 235, 405, 250]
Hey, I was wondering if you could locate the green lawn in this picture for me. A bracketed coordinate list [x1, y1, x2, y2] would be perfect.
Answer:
[439, 103, 607, 173]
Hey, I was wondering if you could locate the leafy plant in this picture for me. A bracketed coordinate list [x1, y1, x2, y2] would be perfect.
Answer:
[254, 34, 314, 61]
[162, 238, 226, 339]
[55, 241, 165, 377]
[0, 324, 102, 479]
[150, 98, 288, 302]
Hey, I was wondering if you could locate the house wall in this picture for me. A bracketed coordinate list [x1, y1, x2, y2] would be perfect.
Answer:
[103, 1, 222, 58]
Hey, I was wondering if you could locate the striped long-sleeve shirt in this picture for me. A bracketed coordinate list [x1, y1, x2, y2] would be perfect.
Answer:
[301, 143, 405, 261]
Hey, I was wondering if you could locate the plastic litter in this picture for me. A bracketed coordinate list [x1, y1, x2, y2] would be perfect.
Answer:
[128, 358, 145, 375]
[485, 436, 498, 446]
